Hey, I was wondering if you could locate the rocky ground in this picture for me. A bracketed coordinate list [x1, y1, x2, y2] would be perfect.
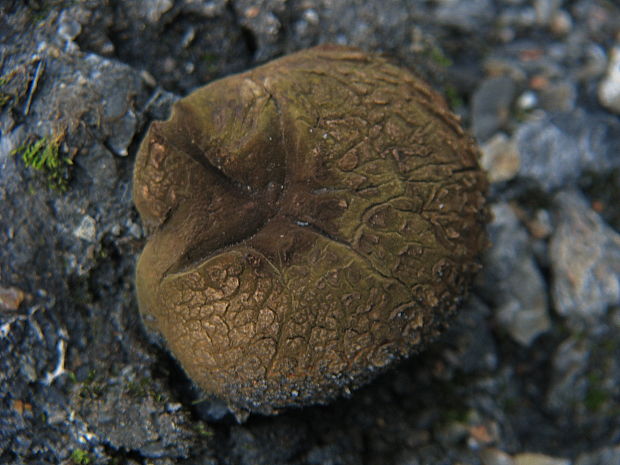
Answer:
[1, 0, 620, 464]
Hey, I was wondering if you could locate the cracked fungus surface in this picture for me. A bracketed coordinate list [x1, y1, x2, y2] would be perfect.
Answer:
[133, 45, 488, 415]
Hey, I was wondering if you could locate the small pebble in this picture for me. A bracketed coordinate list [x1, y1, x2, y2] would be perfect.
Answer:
[525, 208, 553, 240]
[516, 110, 620, 191]
[513, 452, 570, 465]
[0, 286, 26, 311]
[517, 91, 538, 110]
[539, 81, 576, 112]
[482, 203, 551, 346]
[598, 45, 620, 114]
[472, 76, 516, 142]
[575, 446, 620, 465]
[127, 220, 143, 239]
[550, 191, 620, 322]
[480, 448, 515, 465]
[140, 70, 157, 87]
[74, 216, 97, 242]
[57, 11, 82, 43]
[480, 133, 520, 183]
[534, 0, 561, 25]
[146, 0, 173, 23]
[550, 10, 572, 35]
[165, 402, 182, 413]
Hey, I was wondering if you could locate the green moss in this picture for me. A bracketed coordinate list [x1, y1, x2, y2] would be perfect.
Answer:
[126, 377, 166, 403]
[202, 52, 220, 74]
[66, 371, 78, 384]
[70, 449, 92, 465]
[0, 72, 14, 108]
[202, 52, 218, 64]
[1, 66, 32, 109]
[78, 369, 105, 398]
[443, 84, 464, 110]
[585, 373, 609, 412]
[585, 386, 607, 412]
[441, 406, 470, 423]
[427, 46, 453, 68]
[193, 422, 214, 437]
[501, 396, 519, 414]
[28, 0, 77, 24]
[126, 378, 150, 398]
[11, 133, 72, 192]
[84, 369, 96, 384]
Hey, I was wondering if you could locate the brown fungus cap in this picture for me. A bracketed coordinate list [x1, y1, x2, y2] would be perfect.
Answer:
[133, 44, 489, 416]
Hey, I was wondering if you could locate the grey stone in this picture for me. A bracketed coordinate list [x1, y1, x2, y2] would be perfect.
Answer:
[534, 0, 561, 25]
[575, 446, 620, 465]
[546, 335, 590, 415]
[72, 369, 196, 459]
[472, 76, 516, 142]
[181, 0, 228, 17]
[0, 286, 26, 311]
[516, 90, 538, 111]
[73, 0, 250, 94]
[73, 216, 97, 243]
[578, 44, 608, 81]
[538, 80, 576, 112]
[231, 0, 287, 61]
[229, 420, 308, 465]
[545, 324, 620, 438]
[433, 417, 470, 445]
[288, 0, 412, 55]
[437, 296, 498, 375]
[516, 110, 620, 191]
[499, 6, 538, 29]
[57, 10, 82, 44]
[480, 448, 515, 465]
[598, 45, 620, 114]
[550, 191, 620, 322]
[435, 0, 495, 30]
[549, 9, 573, 35]
[120, 0, 174, 24]
[480, 133, 521, 183]
[480, 203, 550, 346]
[513, 453, 570, 465]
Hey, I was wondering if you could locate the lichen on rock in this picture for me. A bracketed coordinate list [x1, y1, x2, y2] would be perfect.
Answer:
[132, 45, 488, 415]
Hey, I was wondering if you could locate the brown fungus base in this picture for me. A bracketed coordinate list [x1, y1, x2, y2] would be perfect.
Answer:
[133, 45, 488, 415]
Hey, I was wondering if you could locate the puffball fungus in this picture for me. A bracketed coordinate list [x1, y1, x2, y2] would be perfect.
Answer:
[133, 45, 488, 415]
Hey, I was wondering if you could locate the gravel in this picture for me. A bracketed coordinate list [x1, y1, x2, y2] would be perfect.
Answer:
[480, 203, 550, 346]
[1, 0, 620, 464]
[598, 45, 620, 114]
[516, 110, 620, 192]
[550, 190, 620, 324]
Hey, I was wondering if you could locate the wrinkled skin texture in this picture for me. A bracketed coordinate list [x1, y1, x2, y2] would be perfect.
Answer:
[133, 45, 488, 415]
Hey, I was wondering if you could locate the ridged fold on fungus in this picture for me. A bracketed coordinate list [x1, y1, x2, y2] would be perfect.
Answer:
[133, 44, 489, 416]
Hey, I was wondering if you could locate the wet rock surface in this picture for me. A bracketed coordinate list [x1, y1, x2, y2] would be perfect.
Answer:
[1, 1, 620, 464]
